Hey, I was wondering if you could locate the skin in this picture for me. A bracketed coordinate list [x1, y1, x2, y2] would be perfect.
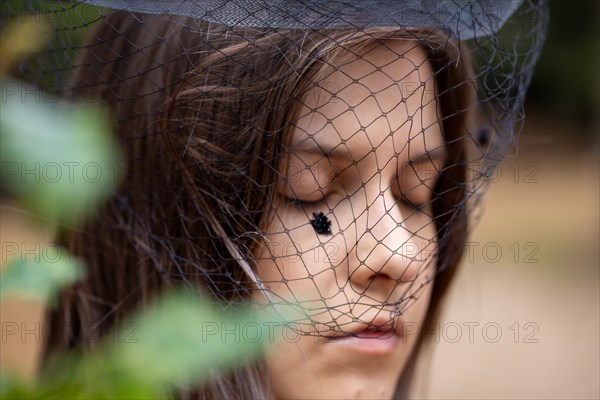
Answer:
[255, 39, 447, 400]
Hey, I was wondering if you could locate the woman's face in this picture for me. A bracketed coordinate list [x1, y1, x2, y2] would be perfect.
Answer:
[255, 39, 446, 399]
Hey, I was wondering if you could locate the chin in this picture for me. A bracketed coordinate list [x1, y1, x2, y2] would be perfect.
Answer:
[272, 370, 401, 400]
[266, 335, 407, 400]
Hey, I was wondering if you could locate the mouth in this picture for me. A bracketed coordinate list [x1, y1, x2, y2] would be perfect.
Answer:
[324, 316, 400, 337]
[322, 319, 402, 355]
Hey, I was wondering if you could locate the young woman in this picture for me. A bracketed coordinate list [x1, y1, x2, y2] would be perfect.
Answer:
[39, 2, 547, 398]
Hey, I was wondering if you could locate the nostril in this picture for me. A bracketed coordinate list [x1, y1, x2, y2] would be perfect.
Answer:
[370, 270, 394, 284]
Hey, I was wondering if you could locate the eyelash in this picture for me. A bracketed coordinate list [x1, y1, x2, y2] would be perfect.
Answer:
[285, 194, 427, 214]
[283, 195, 325, 208]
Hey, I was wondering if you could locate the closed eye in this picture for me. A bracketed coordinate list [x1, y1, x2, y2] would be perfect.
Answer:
[281, 194, 326, 208]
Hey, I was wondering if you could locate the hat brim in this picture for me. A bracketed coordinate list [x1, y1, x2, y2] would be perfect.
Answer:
[83, 0, 524, 40]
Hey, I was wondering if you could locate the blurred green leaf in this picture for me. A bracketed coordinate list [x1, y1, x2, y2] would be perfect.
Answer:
[0, 373, 34, 399]
[2, 290, 288, 399]
[112, 292, 272, 389]
[0, 247, 83, 305]
[0, 80, 122, 227]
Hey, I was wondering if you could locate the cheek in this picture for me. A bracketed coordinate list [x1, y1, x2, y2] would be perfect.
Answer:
[255, 207, 345, 303]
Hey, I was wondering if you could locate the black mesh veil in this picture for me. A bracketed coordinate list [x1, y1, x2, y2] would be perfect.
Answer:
[2, 0, 547, 365]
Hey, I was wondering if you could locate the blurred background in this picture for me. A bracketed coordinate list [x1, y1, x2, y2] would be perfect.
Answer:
[418, 1, 599, 398]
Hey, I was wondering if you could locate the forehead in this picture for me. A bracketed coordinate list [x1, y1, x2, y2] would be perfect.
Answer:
[292, 39, 443, 160]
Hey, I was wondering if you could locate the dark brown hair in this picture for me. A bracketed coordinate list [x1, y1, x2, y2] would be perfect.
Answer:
[45, 11, 474, 399]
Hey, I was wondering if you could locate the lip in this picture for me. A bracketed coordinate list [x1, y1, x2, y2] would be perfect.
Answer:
[323, 318, 402, 355]
[327, 330, 399, 355]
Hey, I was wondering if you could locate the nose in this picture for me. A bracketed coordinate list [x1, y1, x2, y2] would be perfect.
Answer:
[347, 189, 431, 297]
